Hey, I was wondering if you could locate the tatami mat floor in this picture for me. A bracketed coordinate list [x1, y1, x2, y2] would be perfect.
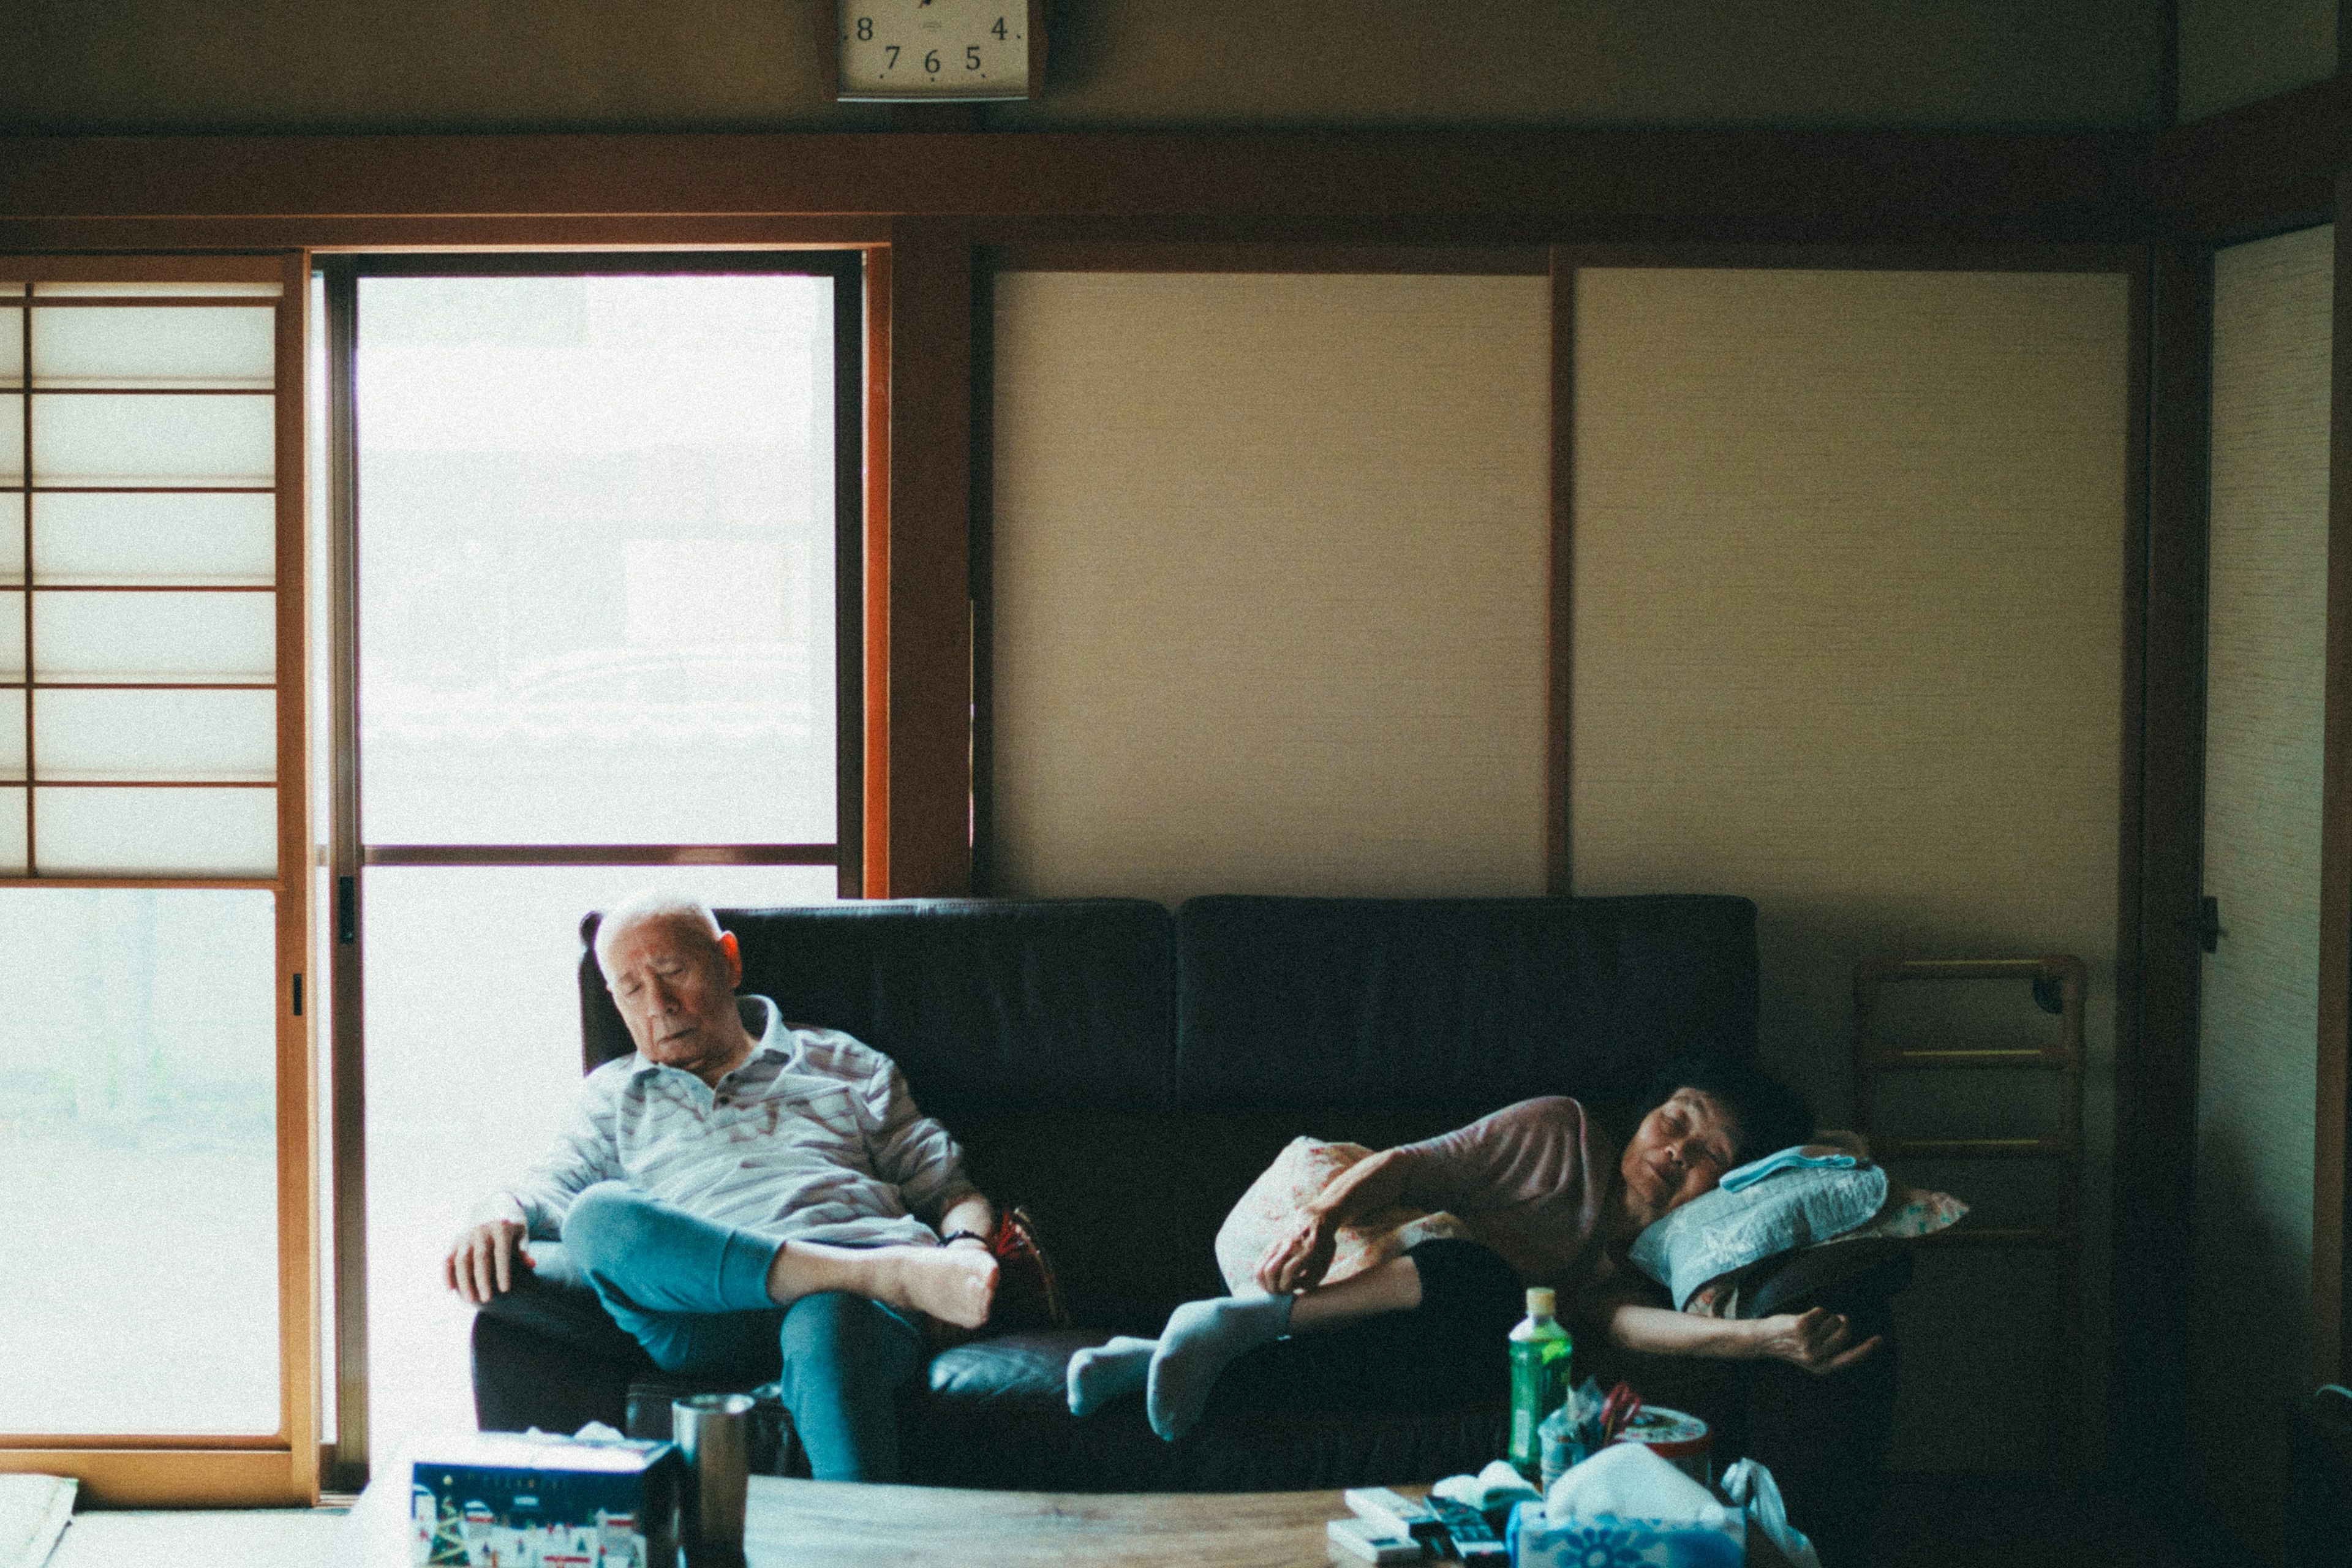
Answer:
[38, 1508, 345, 1568]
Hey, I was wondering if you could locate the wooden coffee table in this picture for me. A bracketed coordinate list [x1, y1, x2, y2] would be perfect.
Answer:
[345, 1471, 1370, 1566]
[744, 1477, 1356, 1567]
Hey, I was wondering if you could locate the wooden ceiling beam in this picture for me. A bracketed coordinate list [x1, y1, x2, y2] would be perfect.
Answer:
[0, 128, 2145, 244]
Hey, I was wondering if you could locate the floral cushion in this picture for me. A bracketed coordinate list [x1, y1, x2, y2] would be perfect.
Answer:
[1678, 1180, 1968, 1318]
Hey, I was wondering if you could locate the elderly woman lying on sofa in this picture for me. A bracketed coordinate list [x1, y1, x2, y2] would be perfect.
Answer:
[1066, 1055, 1885, 1441]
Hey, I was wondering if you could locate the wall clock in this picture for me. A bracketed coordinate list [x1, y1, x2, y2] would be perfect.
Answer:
[820, 0, 1044, 102]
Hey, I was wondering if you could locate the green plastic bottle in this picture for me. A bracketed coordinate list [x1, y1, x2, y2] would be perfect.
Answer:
[1507, 1286, 1574, 1481]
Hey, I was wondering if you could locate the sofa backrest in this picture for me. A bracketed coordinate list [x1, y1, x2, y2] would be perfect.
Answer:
[577, 898, 1177, 1116]
[1174, 894, 1760, 1134]
[574, 892, 1759, 1329]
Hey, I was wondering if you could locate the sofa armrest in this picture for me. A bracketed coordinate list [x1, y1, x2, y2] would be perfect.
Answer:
[1741, 1238, 1916, 1321]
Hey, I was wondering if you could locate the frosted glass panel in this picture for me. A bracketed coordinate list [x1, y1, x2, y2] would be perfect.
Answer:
[34, 591, 274, 683]
[0, 888, 279, 1433]
[31, 394, 274, 486]
[363, 864, 835, 1461]
[32, 307, 275, 390]
[0, 494, 20, 582]
[357, 274, 838, 844]
[0, 692, 21, 780]
[0, 790, 21, 873]
[36, 690, 275, 782]
[34, 492, 275, 585]
[1, 307, 18, 386]
[0, 593, 20, 680]
[34, 282, 282, 298]
[34, 786, 276, 875]
[1, 395, 19, 481]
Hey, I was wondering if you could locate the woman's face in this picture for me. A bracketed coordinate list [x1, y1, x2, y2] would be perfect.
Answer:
[1618, 1088, 1741, 1227]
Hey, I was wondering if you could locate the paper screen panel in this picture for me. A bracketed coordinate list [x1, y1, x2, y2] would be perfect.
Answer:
[32, 590, 275, 683]
[0, 395, 19, 481]
[0, 592, 21, 679]
[33, 492, 275, 585]
[989, 271, 1550, 904]
[34, 786, 276, 876]
[0, 789, 23, 873]
[1, 304, 18, 386]
[32, 281, 282, 298]
[1572, 266, 2127, 1468]
[0, 494, 20, 582]
[31, 393, 274, 486]
[31, 306, 275, 390]
[35, 688, 275, 782]
[0, 691, 21, 779]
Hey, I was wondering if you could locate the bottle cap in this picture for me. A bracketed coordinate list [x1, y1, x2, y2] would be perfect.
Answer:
[1525, 1286, 1556, 1317]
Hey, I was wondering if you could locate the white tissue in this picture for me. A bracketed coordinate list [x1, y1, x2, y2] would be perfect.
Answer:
[1544, 1440, 1735, 1531]
[1430, 1460, 1541, 1514]
[572, 1421, 627, 1442]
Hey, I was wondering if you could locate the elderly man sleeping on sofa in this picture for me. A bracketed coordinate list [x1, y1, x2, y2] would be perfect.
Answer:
[443, 892, 1003, 1483]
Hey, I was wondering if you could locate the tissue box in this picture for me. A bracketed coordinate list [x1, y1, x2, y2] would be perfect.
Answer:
[1506, 1499, 1744, 1568]
[408, 1431, 682, 1567]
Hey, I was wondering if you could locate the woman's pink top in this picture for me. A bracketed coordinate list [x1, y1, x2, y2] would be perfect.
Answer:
[1385, 1095, 1621, 1292]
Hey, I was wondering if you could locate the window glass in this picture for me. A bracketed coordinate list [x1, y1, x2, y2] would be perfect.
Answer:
[0, 889, 279, 1435]
[354, 276, 838, 846]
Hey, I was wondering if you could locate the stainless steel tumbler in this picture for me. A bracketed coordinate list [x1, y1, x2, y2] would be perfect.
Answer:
[673, 1392, 755, 1548]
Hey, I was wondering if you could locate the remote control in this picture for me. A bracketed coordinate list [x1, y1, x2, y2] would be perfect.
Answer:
[1343, 1488, 1437, 1536]
[1342, 1488, 1447, 1555]
[1327, 1517, 1425, 1564]
[1424, 1495, 1509, 1562]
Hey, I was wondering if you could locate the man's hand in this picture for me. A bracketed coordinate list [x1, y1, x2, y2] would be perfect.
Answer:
[1254, 1208, 1339, 1295]
[445, 1220, 528, 1306]
[1749, 1306, 1882, 1374]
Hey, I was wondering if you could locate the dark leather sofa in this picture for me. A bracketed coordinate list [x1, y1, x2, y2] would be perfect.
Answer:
[471, 894, 1910, 1564]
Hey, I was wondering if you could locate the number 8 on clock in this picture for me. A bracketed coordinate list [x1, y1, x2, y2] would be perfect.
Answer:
[823, 0, 1045, 101]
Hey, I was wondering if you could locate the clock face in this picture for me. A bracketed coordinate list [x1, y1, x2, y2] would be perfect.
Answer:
[835, 0, 1033, 101]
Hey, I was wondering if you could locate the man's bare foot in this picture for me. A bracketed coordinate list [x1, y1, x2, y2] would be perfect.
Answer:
[765, 1237, 1000, 1327]
[874, 1245, 998, 1329]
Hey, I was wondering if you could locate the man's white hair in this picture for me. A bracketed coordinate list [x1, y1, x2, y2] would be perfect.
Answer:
[594, 890, 726, 974]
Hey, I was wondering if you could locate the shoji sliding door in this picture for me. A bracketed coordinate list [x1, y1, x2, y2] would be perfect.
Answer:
[0, 257, 314, 1506]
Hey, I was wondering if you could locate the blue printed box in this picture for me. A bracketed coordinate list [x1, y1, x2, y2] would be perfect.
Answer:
[1506, 1499, 1744, 1568]
[409, 1431, 682, 1568]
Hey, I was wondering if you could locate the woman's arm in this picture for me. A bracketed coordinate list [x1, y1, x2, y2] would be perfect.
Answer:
[1581, 1287, 1883, 1374]
[1253, 1147, 1417, 1294]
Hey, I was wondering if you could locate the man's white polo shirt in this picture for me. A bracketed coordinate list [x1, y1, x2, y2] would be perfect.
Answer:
[480, 995, 978, 1249]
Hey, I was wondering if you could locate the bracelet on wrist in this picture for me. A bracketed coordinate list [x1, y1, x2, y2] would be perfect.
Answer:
[941, 1230, 991, 1249]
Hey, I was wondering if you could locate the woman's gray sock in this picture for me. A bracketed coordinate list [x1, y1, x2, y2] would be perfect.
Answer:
[1146, 1293, 1295, 1441]
[1066, 1335, 1156, 1416]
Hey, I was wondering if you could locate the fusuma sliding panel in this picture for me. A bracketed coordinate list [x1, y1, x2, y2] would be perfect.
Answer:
[990, 272, 1550, 903]
[2192, 223, 2332, 1556]
[1572, 267, 2128, 1470]
[18, 280, 281, 876]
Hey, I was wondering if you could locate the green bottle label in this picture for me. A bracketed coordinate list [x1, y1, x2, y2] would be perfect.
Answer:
[1507, 1332, 1574, 1478]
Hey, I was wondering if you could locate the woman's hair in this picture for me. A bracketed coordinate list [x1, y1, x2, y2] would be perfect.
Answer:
[1642, 1053, 1816, 1169]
